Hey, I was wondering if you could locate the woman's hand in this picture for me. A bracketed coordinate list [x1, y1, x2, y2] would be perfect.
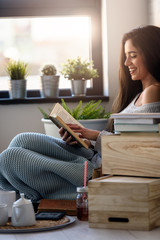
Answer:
[59, 127, 77, 145]
[59, 124, 100, 146]
[67, 124, 100, 140]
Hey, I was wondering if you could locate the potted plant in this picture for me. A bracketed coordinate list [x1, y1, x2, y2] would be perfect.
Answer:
[61, 99, 110, 131]
[6, 60, 29, 99]
[61, 57, 99, 96]
[41, 64, 60, 98]
[39, 99, 111, 137]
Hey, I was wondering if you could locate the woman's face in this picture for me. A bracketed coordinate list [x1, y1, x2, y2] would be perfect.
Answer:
[124, 39, 149, 81]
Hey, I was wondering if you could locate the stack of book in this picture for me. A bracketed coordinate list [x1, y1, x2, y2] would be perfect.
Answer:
[110, 113, 160, 133]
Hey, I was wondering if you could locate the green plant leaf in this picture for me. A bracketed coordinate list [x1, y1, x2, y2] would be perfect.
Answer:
[61, 99, 73, 116]
[72, 100, 82, 119]
[60, 99, 111, 120]
[38, 107, 49, 119]
[60, 57, 99, 80]
[38, 100, 111, 120]
[6, 60, 29, 80]
[80, 100, 102, 119]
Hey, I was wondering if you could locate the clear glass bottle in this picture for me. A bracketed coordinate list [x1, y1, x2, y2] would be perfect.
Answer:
[76, 186, 88, 221]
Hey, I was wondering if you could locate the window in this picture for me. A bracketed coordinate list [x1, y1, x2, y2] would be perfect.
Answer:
[0, 0, 103, 99]
[0, 17, 91, 90]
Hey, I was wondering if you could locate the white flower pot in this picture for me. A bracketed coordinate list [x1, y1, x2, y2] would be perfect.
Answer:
[41, 119, 60, 138]
[78, 118, 108, 131]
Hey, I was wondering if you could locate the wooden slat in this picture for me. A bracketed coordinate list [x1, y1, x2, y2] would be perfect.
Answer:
[101, 134, 160, 177]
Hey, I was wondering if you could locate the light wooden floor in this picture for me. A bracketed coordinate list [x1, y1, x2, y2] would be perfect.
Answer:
[0, 218, 160, 240]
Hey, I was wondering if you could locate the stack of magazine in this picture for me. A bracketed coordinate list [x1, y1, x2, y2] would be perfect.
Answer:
[110, 113, 160, 133]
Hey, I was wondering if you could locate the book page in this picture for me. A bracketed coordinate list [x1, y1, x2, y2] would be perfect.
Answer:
[50, 103, 84, 127]
[49, 103, 89, 149]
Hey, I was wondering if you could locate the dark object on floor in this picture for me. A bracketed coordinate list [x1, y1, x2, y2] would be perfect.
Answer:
[38, 199, 77, 215]
[36, 211, 66, 221]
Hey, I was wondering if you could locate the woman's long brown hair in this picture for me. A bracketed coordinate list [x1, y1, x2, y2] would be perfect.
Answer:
[107, 25, 160, 132]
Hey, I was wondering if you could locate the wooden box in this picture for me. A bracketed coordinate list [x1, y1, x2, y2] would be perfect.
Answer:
[88, 175, 160, 230]
[101, 133, 160, 177]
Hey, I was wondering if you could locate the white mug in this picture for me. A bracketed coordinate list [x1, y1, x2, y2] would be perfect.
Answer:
[0, 190, 16, 217]
[0, 204, 8, 225]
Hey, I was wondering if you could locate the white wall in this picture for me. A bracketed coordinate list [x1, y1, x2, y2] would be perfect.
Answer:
[0, 0, 149, 152]
[103, 0, 149, 107]
[0, 103, 48, 151]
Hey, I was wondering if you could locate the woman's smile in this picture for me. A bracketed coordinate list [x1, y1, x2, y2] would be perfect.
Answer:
[129, 67, 137, 75]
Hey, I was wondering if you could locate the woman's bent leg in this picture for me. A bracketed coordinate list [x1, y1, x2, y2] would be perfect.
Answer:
[8, 132, 95, 160]
[0, 145, 94, 201]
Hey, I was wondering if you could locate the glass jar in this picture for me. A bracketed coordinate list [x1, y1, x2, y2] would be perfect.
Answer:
[76, 186, 88, 221]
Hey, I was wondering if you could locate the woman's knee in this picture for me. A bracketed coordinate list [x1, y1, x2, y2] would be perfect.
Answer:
[8, 132, 30, 148]
[8, 132, 51, 154]
[0, 147, 30, 170]
[0, 148, 17, 168]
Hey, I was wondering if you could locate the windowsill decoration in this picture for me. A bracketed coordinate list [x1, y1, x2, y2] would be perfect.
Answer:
[60, 57, 99, 96]
[41, 64, 60, 98]
[6, 60, 29, 99]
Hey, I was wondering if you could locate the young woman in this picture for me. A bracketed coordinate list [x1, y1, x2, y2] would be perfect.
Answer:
[0, 25, 160, 201]
[60, 25, 160, 147]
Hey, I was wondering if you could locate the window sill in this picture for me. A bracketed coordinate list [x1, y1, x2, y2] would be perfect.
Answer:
[0, 91, 109, 105]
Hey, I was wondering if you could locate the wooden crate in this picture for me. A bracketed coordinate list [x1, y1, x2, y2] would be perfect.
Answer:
[101, 133, 160, 177]
[88, 175, 160, 230]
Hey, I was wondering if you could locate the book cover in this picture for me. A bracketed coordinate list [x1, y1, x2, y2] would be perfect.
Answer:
[49, 103, 88, 149]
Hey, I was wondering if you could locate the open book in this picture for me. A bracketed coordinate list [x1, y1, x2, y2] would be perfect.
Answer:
[49, 103, 89, 149]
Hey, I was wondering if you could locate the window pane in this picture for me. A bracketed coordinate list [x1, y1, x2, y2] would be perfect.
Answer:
[0, 16, 91, 91]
